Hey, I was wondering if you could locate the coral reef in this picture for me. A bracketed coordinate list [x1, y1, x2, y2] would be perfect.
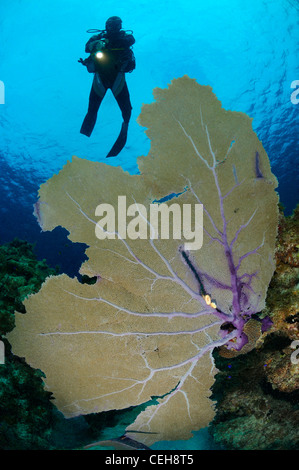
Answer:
[0, 239, 57, 449]
[262, 206, 299, 394]
[210, 207, 299, 450]
[0, 238, 57, 335]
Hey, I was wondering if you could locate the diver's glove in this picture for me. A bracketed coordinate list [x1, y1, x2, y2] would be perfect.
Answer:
[78, 56, 96, 73]
[90, 39, 108, 52]
[78, 57, 90, 66]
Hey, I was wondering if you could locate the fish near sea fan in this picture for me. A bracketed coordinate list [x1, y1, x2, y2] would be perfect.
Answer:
[7, 76, 278, 446]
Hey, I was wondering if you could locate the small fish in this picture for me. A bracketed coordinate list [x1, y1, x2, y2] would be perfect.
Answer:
[84, 434, 152, 450]
[255, 151, 264, 179]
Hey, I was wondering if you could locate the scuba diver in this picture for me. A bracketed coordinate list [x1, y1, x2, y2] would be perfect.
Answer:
[79, 16, 135, 157]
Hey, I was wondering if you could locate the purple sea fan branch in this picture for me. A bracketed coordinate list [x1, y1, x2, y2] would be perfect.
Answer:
[206, 136, 242, 320]
[185, 177, 223, 240]
[177, 120, 213, 170]
[235, 234, 265, 272]
[178, 118, 266, 352]
[222, 178, 245, 199]
[229, 208, 258, 249]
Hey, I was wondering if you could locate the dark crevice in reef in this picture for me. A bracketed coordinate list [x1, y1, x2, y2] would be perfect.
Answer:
[261, 331, 293, 353]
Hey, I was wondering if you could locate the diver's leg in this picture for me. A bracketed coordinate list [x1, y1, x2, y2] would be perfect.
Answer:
[113, 80, 132, 124]
[80, 79, 106, 137]
[106, 80, 132, 157]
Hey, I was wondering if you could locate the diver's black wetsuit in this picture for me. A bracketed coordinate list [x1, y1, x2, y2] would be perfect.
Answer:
[80, 30, 135, 150]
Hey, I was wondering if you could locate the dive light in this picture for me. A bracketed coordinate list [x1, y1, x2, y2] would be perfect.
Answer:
[79, 44, 127, 73]
[94, 45, 124, 61]
[95, 51, 104, 60]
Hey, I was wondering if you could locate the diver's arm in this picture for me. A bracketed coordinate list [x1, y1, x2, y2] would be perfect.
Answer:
[123, 33, 135, 47]
[110, 32, 135, 49]
[85, 34, 104, 53]
[120, 33, 135, 47]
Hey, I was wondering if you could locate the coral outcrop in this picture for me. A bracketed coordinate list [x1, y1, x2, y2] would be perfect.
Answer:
[0, 239, 56, 449]
[210, 207, 299, 450]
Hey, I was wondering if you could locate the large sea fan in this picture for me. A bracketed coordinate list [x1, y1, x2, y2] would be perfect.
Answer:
[7, 76, 278, 445]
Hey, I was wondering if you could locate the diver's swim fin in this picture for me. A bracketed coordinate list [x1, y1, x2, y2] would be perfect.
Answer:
[106, 122, 128, 158]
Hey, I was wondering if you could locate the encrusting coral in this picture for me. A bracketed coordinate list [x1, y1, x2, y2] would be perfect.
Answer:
[263, 206, 299, 394]
[7, 76, 279, 446]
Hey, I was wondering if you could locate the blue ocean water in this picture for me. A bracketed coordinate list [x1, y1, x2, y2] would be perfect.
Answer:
[0, 0, 298, 450]
[1, 0, 298, 266]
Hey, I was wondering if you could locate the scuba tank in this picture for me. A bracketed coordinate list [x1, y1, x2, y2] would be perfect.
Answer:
[120, 48, 136, 73]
